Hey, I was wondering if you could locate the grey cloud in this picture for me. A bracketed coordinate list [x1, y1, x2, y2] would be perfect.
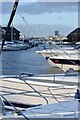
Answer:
[17, 2, 78, 14]
[2, 2, 78, 14]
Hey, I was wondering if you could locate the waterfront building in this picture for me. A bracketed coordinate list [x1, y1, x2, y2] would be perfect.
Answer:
[55, 30, 59, 36]
[67, 28, 80, 44]
[2, 27, 20, 41]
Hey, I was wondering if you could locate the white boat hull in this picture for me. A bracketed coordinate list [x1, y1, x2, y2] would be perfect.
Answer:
[1, 100, 79, 119]
[53, 63, 80, 72]
[0, 74, 78, 105]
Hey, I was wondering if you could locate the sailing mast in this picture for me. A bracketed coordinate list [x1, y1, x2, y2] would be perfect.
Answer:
[1, 0, 19, 52]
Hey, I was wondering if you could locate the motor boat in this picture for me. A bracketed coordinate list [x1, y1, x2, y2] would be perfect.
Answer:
[0, 73, 79, 119]
[49, 54, 80, 72]
[0, 73, 78, 107]
[3, 42, 28, 51]
[0, 98, 79, 119]
[36, 44, 80, 58]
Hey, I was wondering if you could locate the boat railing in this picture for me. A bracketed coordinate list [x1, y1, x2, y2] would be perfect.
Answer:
[19, 73, 49, 104]
[0, 96, 30, 120]
[47, 87, 75, 102]
[0, 93, 78, 120]
[19, 73, 76, 103]
[41, 44, 79, 68]
[48, 45, 79, 71]
[1, 73, 77, 113]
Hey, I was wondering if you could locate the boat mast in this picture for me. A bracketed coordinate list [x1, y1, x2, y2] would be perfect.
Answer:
[1, 0, 19, 52]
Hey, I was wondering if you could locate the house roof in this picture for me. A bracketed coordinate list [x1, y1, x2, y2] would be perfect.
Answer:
[67, 28, 80, 38]
[66, 28, 80, 43]
[2, 27, 20, 33]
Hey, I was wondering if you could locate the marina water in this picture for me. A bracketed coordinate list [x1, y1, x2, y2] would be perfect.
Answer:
[2, 44, 63, 75]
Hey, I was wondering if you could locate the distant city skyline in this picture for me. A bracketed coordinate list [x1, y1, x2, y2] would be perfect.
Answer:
[2, 1, 78, 37]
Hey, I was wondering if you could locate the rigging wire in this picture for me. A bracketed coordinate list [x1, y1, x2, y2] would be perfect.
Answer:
[18, 12, 30, 37]
[19, 13, 29, 25]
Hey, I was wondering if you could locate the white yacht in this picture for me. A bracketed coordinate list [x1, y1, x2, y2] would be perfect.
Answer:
[36, 48, 72, 57]
[0, 73, 78, 107]
[49, 54, 80, 72]
[3, 42, 28, 51]
[36, 44, 80, 71]
[3, 42, 20, 51]
[0, 97, 79, 119]
[0, 74, 79, 119]
[36, 45, 79, 59]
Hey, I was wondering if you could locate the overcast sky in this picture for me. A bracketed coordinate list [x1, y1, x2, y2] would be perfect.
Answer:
[1, 1, 78, 37]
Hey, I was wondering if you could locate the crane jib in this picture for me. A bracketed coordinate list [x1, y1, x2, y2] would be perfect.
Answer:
[1, 0, 19, 52]
[7, 0, 19, 28]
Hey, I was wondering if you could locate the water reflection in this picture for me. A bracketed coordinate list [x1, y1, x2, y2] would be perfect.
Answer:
[2, 47, 63, 75]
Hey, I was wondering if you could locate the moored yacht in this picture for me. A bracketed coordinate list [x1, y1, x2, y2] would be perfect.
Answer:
[3, 42, 28, 51]
[49, 54, 80, 72]
[0, 73, 78, 107]
[36, 44, 79, 59]
[0, 73, 79, 119]
[1, 97, 79, 119]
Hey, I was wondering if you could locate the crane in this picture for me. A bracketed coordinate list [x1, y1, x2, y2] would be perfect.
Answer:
[1, 0, 19, 53]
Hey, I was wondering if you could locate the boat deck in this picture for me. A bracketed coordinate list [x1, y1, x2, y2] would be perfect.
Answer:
[0, 74, 78, 105]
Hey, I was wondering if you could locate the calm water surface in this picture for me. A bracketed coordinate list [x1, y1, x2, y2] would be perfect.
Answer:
[2, 45, 63, 75]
